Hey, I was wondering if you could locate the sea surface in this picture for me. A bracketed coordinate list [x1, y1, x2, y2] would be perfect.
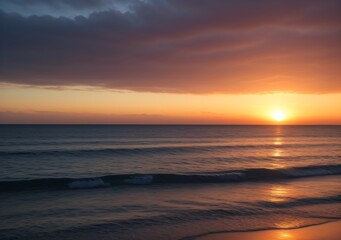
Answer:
[0, 125, 340, 239]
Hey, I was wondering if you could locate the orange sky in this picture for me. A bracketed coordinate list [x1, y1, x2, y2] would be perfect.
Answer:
[0, 1, 340, 124]
[1, 84, 340, 124]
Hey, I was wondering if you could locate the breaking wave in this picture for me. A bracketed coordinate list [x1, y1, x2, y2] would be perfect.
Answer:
[0, 164, 340, 192]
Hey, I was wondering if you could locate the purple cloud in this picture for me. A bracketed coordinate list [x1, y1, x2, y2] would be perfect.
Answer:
[1, 0, 341, 93]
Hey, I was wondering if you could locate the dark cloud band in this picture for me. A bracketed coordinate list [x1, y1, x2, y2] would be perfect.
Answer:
[1, 0, 341, 93]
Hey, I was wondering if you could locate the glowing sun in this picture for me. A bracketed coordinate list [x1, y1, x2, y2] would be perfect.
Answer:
[271, 110, 286, 122]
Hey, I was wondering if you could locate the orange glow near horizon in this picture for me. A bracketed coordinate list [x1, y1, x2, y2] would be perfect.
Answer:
[271, 110, 287, 122]
[1, 1, 341, 126]
[1, 84, 341, 124]
[278, 232, 293, 239]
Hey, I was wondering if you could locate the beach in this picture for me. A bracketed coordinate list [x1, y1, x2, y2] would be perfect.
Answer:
[197, 221, 341, 240]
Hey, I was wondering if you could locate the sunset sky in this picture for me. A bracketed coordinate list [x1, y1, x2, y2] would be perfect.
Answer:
[1, 0, 341, 124]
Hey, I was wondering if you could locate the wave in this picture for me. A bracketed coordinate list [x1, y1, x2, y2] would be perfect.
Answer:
[181, 221, 338, 240]
[1, 164, 340, 192]
[67, 195, 341, 229]
[1, 190, 339, 240]
[255, 194, 341, 208]
[1, 143, 339, 157]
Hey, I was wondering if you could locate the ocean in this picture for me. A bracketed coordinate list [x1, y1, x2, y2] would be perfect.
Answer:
[0, 125, 340, 239]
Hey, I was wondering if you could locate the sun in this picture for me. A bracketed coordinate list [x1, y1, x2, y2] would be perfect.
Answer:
[271, 110, 286, 122]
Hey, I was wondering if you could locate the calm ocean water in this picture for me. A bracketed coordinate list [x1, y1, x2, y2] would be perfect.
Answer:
[0, 125, 340, 239]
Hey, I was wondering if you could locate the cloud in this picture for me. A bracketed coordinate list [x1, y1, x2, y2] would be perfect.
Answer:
[0, 110, 168, 124]
[0, 110, 268, 124]
[2, 0, 109, 9]
[1, 0, 341, 94]
[0, 0, 137, 17]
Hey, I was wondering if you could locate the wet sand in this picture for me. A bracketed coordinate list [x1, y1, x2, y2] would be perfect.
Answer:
[197, 221, 341, 240]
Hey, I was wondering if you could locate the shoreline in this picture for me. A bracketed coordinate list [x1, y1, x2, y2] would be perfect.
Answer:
[188, 220, 341, 240]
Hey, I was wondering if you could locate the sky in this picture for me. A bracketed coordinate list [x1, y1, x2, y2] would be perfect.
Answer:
[1, 0, 341, 124]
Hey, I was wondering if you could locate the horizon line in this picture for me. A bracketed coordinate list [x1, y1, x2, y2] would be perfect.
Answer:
[1, 124, 341, 126]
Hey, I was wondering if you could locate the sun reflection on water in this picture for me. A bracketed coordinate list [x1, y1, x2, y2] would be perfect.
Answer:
[273, 149, 282, 157]
[274, 137, 283, 146]
[270, 162, 286, 169]
[269, 185, 289, 202]
[270, 149, 286, 169]
[270, 134, 286, 169]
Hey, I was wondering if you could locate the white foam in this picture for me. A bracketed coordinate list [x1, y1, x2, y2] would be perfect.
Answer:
[124, 175, 154, 185]
[68, 178, 109, 189]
